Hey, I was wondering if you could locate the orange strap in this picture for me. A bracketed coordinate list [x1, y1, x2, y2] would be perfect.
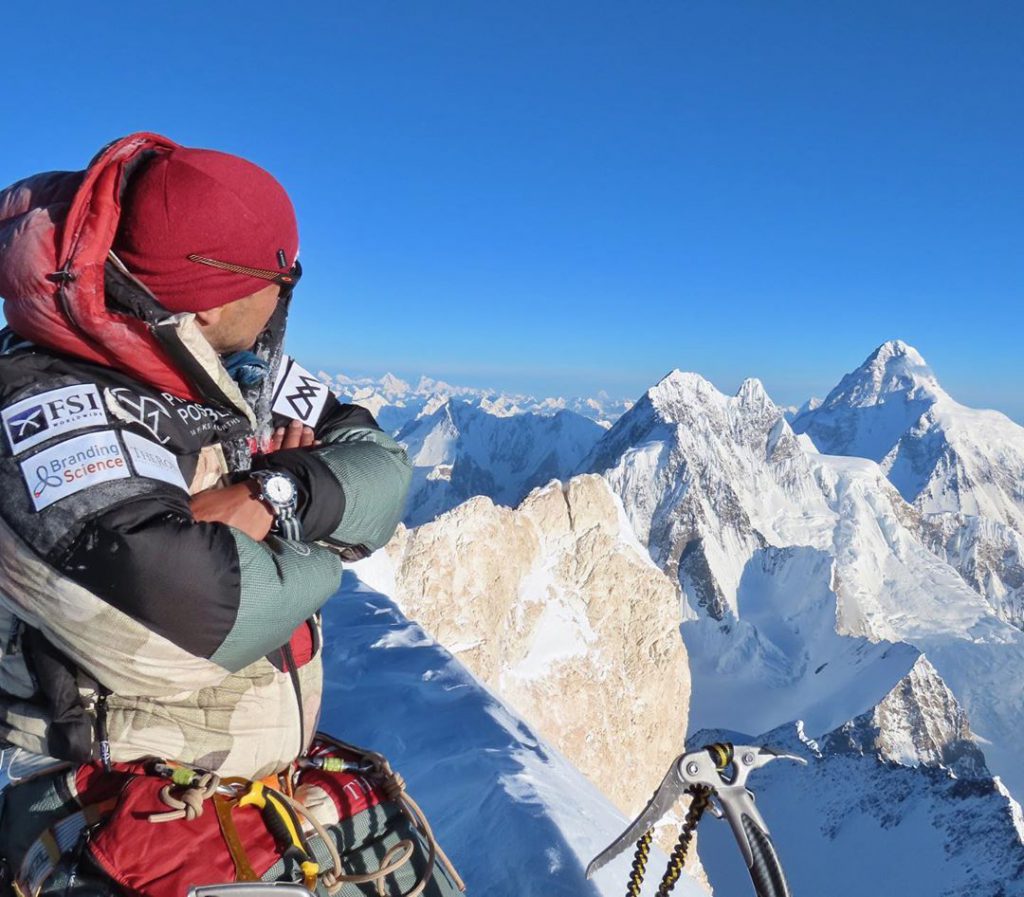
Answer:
[213, 794, 259, 882]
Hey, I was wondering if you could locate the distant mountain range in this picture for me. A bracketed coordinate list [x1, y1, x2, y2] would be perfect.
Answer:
[320, 371, 617, 526]
[336, 340, 1024, 896]
[318, 370, 633, 432]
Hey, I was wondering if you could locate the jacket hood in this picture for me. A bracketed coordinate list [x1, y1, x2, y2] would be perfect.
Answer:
[0, 133, 281, 424]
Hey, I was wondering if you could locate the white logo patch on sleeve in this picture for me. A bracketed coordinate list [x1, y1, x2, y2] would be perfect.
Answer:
[123, 431, 188, 491]
[20, 431, 129, 511]
[2, 384, 107, 454]
[272, 357, 330, 425]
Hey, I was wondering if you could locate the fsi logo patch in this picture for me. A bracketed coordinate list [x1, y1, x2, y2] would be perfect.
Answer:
[2, 384, 107, 453]
[20, 431, 129, 511]
[272, 357, 329, 424]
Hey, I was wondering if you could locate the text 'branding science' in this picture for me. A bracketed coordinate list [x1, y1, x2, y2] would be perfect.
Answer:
[21, 430, 130, 510]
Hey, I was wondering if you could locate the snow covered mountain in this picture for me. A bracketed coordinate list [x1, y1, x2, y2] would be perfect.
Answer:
[396, 400, 606, 526]
[579, 364, 1024, 894]
[579, 371, 829, 620]
[792, 340, 1024, 630]
[318, 344, 1024, 894]
[792, 339, 1024, 530]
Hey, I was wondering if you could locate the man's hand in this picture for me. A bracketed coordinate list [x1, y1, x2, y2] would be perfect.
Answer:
[191, 481, 275, 542]
[267, 419, 318, 452]
[192, 421, 316, 540]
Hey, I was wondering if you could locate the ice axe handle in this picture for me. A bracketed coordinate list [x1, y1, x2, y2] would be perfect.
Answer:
[738, 812, 791, 897]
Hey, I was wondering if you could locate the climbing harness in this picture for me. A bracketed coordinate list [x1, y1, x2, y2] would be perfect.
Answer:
[141, 733, 465, 897]
[587, 742, 805, 897]
[7, 733, 465, 897]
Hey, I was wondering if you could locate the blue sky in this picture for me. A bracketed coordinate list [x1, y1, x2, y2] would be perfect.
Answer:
[2, 2, 1021, 420]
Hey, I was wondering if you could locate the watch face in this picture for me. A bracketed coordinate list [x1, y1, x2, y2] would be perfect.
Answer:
[265, 474, 295, 504]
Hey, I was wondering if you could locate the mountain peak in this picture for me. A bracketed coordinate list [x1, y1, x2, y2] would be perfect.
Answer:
[649, 369, 719, 402]
[874, 338, 924, 362]
[791, 341, 950, 462]
[736, 377, 773, 408]
[825, 340, 944, 410]
[379, 372, 411, 395]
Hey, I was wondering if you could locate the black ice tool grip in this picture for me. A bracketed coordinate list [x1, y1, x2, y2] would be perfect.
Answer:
[741, 813, 791, 897]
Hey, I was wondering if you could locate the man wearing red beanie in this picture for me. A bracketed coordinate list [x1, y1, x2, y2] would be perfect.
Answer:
[0, 134, 415, 892]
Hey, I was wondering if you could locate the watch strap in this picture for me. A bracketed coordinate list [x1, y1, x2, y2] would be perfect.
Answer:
[249, 469, 304, 541]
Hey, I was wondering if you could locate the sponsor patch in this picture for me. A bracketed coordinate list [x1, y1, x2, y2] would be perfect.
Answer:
[2, 384, 106, 453]
[272, 357, 330, 425]
[123, 431, 188, 491]
[105, 388, 174, 445]
[159, 391, 237, 437]
[20, 431, 129, 511]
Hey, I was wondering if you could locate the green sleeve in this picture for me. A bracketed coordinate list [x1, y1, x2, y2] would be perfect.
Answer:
[209, 534, 342, 672]
[311, 425, 412, 552]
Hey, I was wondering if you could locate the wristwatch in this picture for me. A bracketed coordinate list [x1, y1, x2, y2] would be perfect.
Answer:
[249, 469, 303, 541]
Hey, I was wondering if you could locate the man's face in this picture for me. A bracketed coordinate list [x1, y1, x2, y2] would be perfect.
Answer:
[196, 283, 281, 354]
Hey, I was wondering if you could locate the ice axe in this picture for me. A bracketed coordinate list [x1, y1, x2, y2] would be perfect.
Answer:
[587, 742, 805, 897]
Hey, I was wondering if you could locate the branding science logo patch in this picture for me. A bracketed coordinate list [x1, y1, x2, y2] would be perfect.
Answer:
[2, 384, 107, 453]
[20, 430, 130, 511]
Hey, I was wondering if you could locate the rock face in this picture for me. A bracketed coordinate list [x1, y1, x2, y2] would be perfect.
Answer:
[936, 514, 1024, 629]
[823, 655, 988, 779]
[382, 474, 690, 822]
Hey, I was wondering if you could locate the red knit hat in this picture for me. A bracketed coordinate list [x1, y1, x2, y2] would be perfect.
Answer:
[113, 145, 299, 313]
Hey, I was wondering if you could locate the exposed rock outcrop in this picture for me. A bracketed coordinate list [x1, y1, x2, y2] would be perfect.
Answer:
[383, 474, 690, 824]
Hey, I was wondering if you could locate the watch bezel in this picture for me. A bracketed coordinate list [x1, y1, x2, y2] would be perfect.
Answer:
[250, 469, 299, 513]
